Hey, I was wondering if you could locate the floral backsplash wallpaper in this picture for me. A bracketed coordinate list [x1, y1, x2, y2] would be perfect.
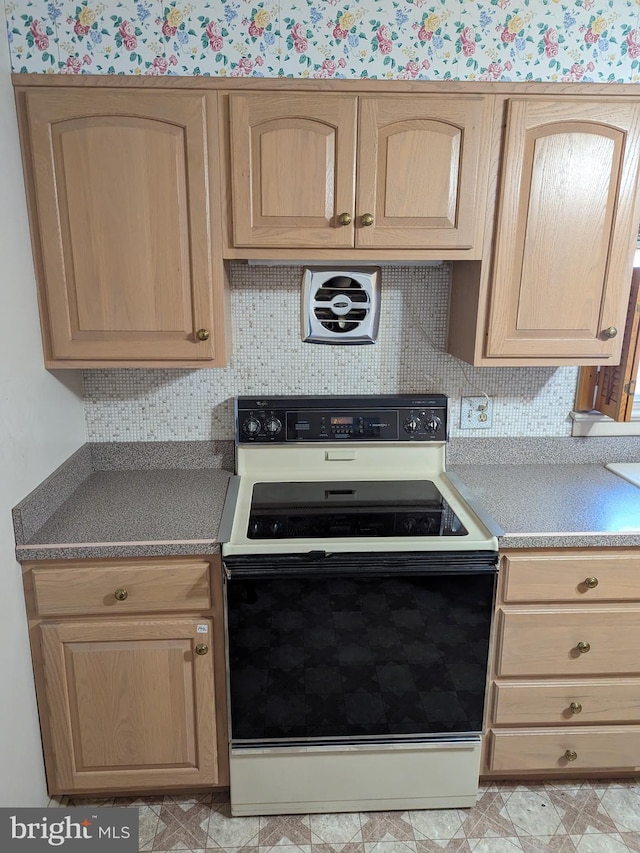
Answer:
[5, 0, 640, 80]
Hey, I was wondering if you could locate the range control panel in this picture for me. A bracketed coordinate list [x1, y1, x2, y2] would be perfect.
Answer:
[235, 395, 448, 443]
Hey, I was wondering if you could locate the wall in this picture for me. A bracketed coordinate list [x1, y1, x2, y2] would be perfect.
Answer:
[84, 264, 580, 439]
[5, 0, 640, 81]
[0, 4, 87, 807]
[6, 0, 640, 441]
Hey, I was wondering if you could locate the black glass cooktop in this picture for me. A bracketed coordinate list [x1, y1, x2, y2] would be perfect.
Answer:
[247, 480, 468, 539]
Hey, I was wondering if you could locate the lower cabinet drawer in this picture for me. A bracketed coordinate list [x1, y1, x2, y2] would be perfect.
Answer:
[493, 680, 640, 725]
[489, 727, 640, 772]
[497, 608, 640, 676]
[31, 560, 212, 616]
[502, 551, 640, 603]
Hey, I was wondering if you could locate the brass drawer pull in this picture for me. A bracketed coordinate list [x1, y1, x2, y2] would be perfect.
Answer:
[196, 329, 210, 342]
[337, 212, 352, 226]
[114, 588, 128, 601]
[360, 213, 374, 227]
[569, 702, 582, 715]
[564, 749, 578, 762]
[577, 641, 591, 654]
[585, 577, 599, 589]
[195, 643, 209, 656]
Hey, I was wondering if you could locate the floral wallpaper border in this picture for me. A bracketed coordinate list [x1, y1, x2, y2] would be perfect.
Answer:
[5, 0, 640, 81]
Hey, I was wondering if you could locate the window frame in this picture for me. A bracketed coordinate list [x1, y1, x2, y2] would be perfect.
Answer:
[574, 266, 640, 424]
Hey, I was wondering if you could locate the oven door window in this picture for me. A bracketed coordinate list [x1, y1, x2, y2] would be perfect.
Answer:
[226, 570, 495, 744]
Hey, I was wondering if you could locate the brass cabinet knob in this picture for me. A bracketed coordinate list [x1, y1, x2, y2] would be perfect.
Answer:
[569, 702, 583, 715]
[360, 213, 374, 227]
[577, 641, 591, 654]
[585, 576, 599, 589]
[196, 329, 210, 342]
[564, 749, 578, 762]
[195, 643, 209, 656]
[602, 326, 618, 339]
[114, 588, 128, 601]
[337, 212, 352, 226]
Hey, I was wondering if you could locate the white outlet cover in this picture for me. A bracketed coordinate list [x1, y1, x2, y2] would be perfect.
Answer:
[460, 397, 492, 429]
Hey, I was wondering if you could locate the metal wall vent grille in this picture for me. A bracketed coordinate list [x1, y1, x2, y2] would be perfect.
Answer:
[301, 268, 381, 344]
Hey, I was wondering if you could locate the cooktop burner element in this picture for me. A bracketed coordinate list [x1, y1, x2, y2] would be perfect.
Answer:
[247, 479, 468, 539]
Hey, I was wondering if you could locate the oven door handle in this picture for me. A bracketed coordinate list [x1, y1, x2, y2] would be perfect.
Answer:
[223, 550, 498, 580]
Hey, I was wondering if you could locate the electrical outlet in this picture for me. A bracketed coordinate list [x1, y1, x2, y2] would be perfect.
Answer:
[460, 397, 492, 429]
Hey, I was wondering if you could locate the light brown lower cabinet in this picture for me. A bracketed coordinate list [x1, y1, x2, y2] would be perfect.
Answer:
[22, 556, 228, 795]
[483, 548, 640, 779]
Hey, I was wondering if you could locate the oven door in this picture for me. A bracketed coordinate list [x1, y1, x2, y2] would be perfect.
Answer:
[224, 550, 498, 748]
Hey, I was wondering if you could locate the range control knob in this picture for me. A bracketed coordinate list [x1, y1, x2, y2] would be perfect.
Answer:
[417, 517, 437, 534]
[264, 416, 283, 435]
[399, 517, 416, 534]
[248, 520, 263, 537]
[403, 416, 421, 434]
[243, 417, 262, 436]
[424, 416, 442, 434]
[269, 520, 285, 537]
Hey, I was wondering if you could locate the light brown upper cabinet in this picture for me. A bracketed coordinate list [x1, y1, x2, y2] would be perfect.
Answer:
[227, 93, 492, 256]
[449, 98, 640, 366]
[21, 89, 229, 367]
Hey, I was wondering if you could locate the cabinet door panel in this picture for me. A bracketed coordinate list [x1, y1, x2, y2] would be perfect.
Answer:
[41, 619, 218, 792]
[230, 93, 357, 247]
[487, 99, 640, 359]
[356, 96, 491, 250]
[26, 91, 218, 362]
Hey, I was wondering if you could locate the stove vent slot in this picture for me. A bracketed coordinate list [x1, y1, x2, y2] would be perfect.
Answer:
[302, 267, 381, 344]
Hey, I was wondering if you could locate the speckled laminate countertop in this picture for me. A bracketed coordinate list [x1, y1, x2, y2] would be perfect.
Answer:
[449, 463, 640, 548]
[13, 438, 640, 560]
[13, 442, 234, 561]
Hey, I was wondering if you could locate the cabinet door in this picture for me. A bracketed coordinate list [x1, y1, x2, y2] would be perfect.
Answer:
[40, 618, 218, 792]
[229, 93, 357, 247]
[26, 90, 221, 364]
[487, 99, 640, 360]
[356, 95, 491, 250]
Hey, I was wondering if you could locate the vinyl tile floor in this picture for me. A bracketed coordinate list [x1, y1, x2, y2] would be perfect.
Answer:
[51, 779, 640, 853]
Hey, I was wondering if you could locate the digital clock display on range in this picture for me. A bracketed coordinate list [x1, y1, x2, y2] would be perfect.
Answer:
[331, 416, 354, 425]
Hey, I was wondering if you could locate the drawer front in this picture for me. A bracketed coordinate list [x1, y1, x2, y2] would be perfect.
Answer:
[502, 552, 640, 603]
[489, 726, 640, 772]
[497, 608, 640, 677]
[493, 679, 640, 725]
[31, 561, 211, 616]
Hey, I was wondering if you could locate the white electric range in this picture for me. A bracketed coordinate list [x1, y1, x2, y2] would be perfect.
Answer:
[220, 394, 501, 816]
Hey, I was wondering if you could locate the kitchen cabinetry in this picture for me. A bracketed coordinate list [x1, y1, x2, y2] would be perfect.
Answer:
[449, 98, 640, 366]
[22, 556, 228, 795]
[18, 88, 229, 368]
[484, 549, 640, 777]
[13, 78, 640, 367]
[226, 92, 492, 256]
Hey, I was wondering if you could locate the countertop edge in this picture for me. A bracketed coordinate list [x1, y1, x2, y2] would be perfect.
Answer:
[16, 541, 222, 561]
